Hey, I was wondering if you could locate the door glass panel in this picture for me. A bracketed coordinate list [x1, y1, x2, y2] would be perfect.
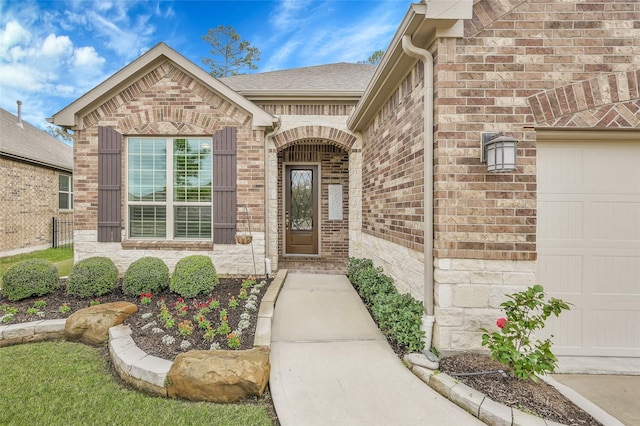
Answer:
[291, 169, 313, 231]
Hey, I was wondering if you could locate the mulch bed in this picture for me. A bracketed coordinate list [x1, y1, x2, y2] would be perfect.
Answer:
[1, 277, 270, 361]
[438, 352, 602, 425]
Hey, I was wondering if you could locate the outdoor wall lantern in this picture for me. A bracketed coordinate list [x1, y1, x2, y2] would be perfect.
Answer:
[481, 132, 518, 172]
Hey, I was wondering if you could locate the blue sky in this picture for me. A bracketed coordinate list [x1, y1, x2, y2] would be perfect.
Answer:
[0, 0, 411, 131]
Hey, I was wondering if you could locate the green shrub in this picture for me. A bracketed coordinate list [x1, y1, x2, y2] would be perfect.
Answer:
[122, 257, 169, 296]
[67, 257, 119, 298]
[348, 257, 426, 353]
[372, 292, 425, 353]
[347, 257, 373, 287]
[170, 255, 219, 298]
[358, 266, 396, 307]
[1, 259, 60, 301]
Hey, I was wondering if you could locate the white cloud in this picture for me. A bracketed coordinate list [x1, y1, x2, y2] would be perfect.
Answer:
[0, 20, 31, 56]
[41, 33, 73, 57]
[270, 0, 314, 28]
[263, 0, 404, 70]
[72, 46, 105, 69]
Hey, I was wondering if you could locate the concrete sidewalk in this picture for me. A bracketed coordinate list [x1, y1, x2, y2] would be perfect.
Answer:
[269, 273, 483, 426]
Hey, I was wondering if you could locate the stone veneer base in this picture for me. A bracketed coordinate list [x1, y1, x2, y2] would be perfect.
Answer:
[0, 269, 288, 400]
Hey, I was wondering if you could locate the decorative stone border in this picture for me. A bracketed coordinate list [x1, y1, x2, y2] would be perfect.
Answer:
[0, 269, 288, 400]
[409, 365, 565, 426]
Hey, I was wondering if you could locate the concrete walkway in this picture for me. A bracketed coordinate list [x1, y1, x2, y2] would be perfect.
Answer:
[269, 273, 483, 426]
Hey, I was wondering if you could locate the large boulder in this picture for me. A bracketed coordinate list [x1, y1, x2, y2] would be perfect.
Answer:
[167, 348, 270, 403]
[65, 302, 137, 346]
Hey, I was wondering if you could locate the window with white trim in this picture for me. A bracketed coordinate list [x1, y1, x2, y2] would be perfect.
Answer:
[58, 174, 73, 210]
[127, 137, 212, 239]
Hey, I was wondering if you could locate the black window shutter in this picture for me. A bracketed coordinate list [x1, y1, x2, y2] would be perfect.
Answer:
[97, 126, 122, 242]
[212, 127, 237, 244]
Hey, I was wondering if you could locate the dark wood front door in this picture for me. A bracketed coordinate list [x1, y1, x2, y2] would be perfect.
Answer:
[285, 165, 319, 255]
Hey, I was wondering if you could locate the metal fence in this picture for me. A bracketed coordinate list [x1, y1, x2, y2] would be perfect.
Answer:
[52, 217, 73, 249]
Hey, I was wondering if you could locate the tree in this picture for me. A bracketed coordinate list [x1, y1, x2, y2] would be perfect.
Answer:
[358, 50, 384, 66]
[45, 125, 73, 144]
[201, 25, 260, 77]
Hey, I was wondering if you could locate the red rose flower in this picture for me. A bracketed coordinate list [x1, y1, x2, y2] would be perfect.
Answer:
[496, 318, 508, 329]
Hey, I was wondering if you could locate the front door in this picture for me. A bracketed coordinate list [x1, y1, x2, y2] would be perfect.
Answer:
[285, 165, 319, 255]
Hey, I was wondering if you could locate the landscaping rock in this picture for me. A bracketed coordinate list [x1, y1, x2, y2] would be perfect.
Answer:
[65, 302, 137, 346]
[167, 348, 270, 403]
[404, 352, 439, 370]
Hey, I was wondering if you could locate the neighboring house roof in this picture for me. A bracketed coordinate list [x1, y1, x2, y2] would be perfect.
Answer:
[220, 63, 376, 101]
[0, 107, 73, 172]
[49, 42, 276, 130]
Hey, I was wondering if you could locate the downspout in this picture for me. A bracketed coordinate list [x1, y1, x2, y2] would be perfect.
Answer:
[263, 116, 281, 277]
[401, 35, 436, 354]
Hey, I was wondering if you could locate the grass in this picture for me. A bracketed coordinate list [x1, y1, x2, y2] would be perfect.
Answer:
[0, 341, 274, 425]
[0, 248, 74, 288]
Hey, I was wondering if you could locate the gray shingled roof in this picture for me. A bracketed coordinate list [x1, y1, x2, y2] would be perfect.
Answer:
[0, 107, 73, 172]
[220, 62, 376, 93]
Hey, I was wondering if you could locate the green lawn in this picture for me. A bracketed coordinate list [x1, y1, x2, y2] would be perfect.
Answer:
[0, 248, 74, 288]
[0, 341, 274, 425]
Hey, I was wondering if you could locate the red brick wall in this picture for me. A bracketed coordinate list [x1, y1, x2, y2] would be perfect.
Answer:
[72, 61, 265, 237]
[359, 0, 640, 262]
[361, 63, 425, 253]
[429, 0, 640, 261]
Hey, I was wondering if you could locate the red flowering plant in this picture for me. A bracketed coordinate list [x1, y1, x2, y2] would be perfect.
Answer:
[480, 285, 571, 380]
[139, 293, 153, 306]
[173, 297, 188, 317]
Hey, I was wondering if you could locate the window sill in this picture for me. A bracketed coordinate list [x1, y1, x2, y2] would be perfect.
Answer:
[121, 240, 213, 251]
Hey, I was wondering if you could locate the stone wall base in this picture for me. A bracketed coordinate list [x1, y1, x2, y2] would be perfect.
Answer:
[74, 230, 266, 275]
[352, 233, 425, 302]
[433, 258, 536, 352]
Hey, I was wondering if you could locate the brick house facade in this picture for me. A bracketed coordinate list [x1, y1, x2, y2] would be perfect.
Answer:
[1, 107, 73, 257]
[350, 0, 639, 357]
[51, 0, 639, 360]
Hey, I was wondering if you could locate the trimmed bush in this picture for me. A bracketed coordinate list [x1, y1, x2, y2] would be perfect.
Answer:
[372, 292, 425, 352]
[170, 255, 219, 298]
[347, 257, 373, 287]
[1, 259, 60, 302]
[348, 257, 426, 353]
[122, 257, 169, 296]
[67, 257, 119, 298]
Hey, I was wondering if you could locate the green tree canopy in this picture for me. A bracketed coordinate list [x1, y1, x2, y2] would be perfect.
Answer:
[358, 50, 384, 65]
[201, 25, 261, 77]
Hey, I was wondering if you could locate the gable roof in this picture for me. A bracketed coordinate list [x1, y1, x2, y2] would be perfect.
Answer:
[220, 63, 376, 101]
[0, 107, 72, 172]
[49, 43, 276, 130]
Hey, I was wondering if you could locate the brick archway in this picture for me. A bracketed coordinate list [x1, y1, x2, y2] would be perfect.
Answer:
[272, 126, 357, 152]
[528, 71, 640, 127]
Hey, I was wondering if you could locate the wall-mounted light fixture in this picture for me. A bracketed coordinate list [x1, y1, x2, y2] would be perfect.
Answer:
[481, 132, 518, 172]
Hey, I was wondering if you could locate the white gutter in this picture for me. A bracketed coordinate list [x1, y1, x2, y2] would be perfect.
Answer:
[263, 116, 281, 275]
[401, 34, 435, 350]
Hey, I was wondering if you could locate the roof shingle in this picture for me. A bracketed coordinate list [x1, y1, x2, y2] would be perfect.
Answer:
[220, 62, 376, 93]
[0, 107, 73, 171]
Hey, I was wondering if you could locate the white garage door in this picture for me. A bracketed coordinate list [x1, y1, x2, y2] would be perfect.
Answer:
[537, 133, 640, 357]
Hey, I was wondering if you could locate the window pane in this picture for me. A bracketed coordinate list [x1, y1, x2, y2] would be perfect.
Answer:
[129, 206, 166, 238]
[291, 169, 313, 231]
[59, 193, 69, 210]
[59, 175, 69, 192]
[128, 138, 166, 202]
[174, 206, 211, 239]
[173, 138, 212, 203]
